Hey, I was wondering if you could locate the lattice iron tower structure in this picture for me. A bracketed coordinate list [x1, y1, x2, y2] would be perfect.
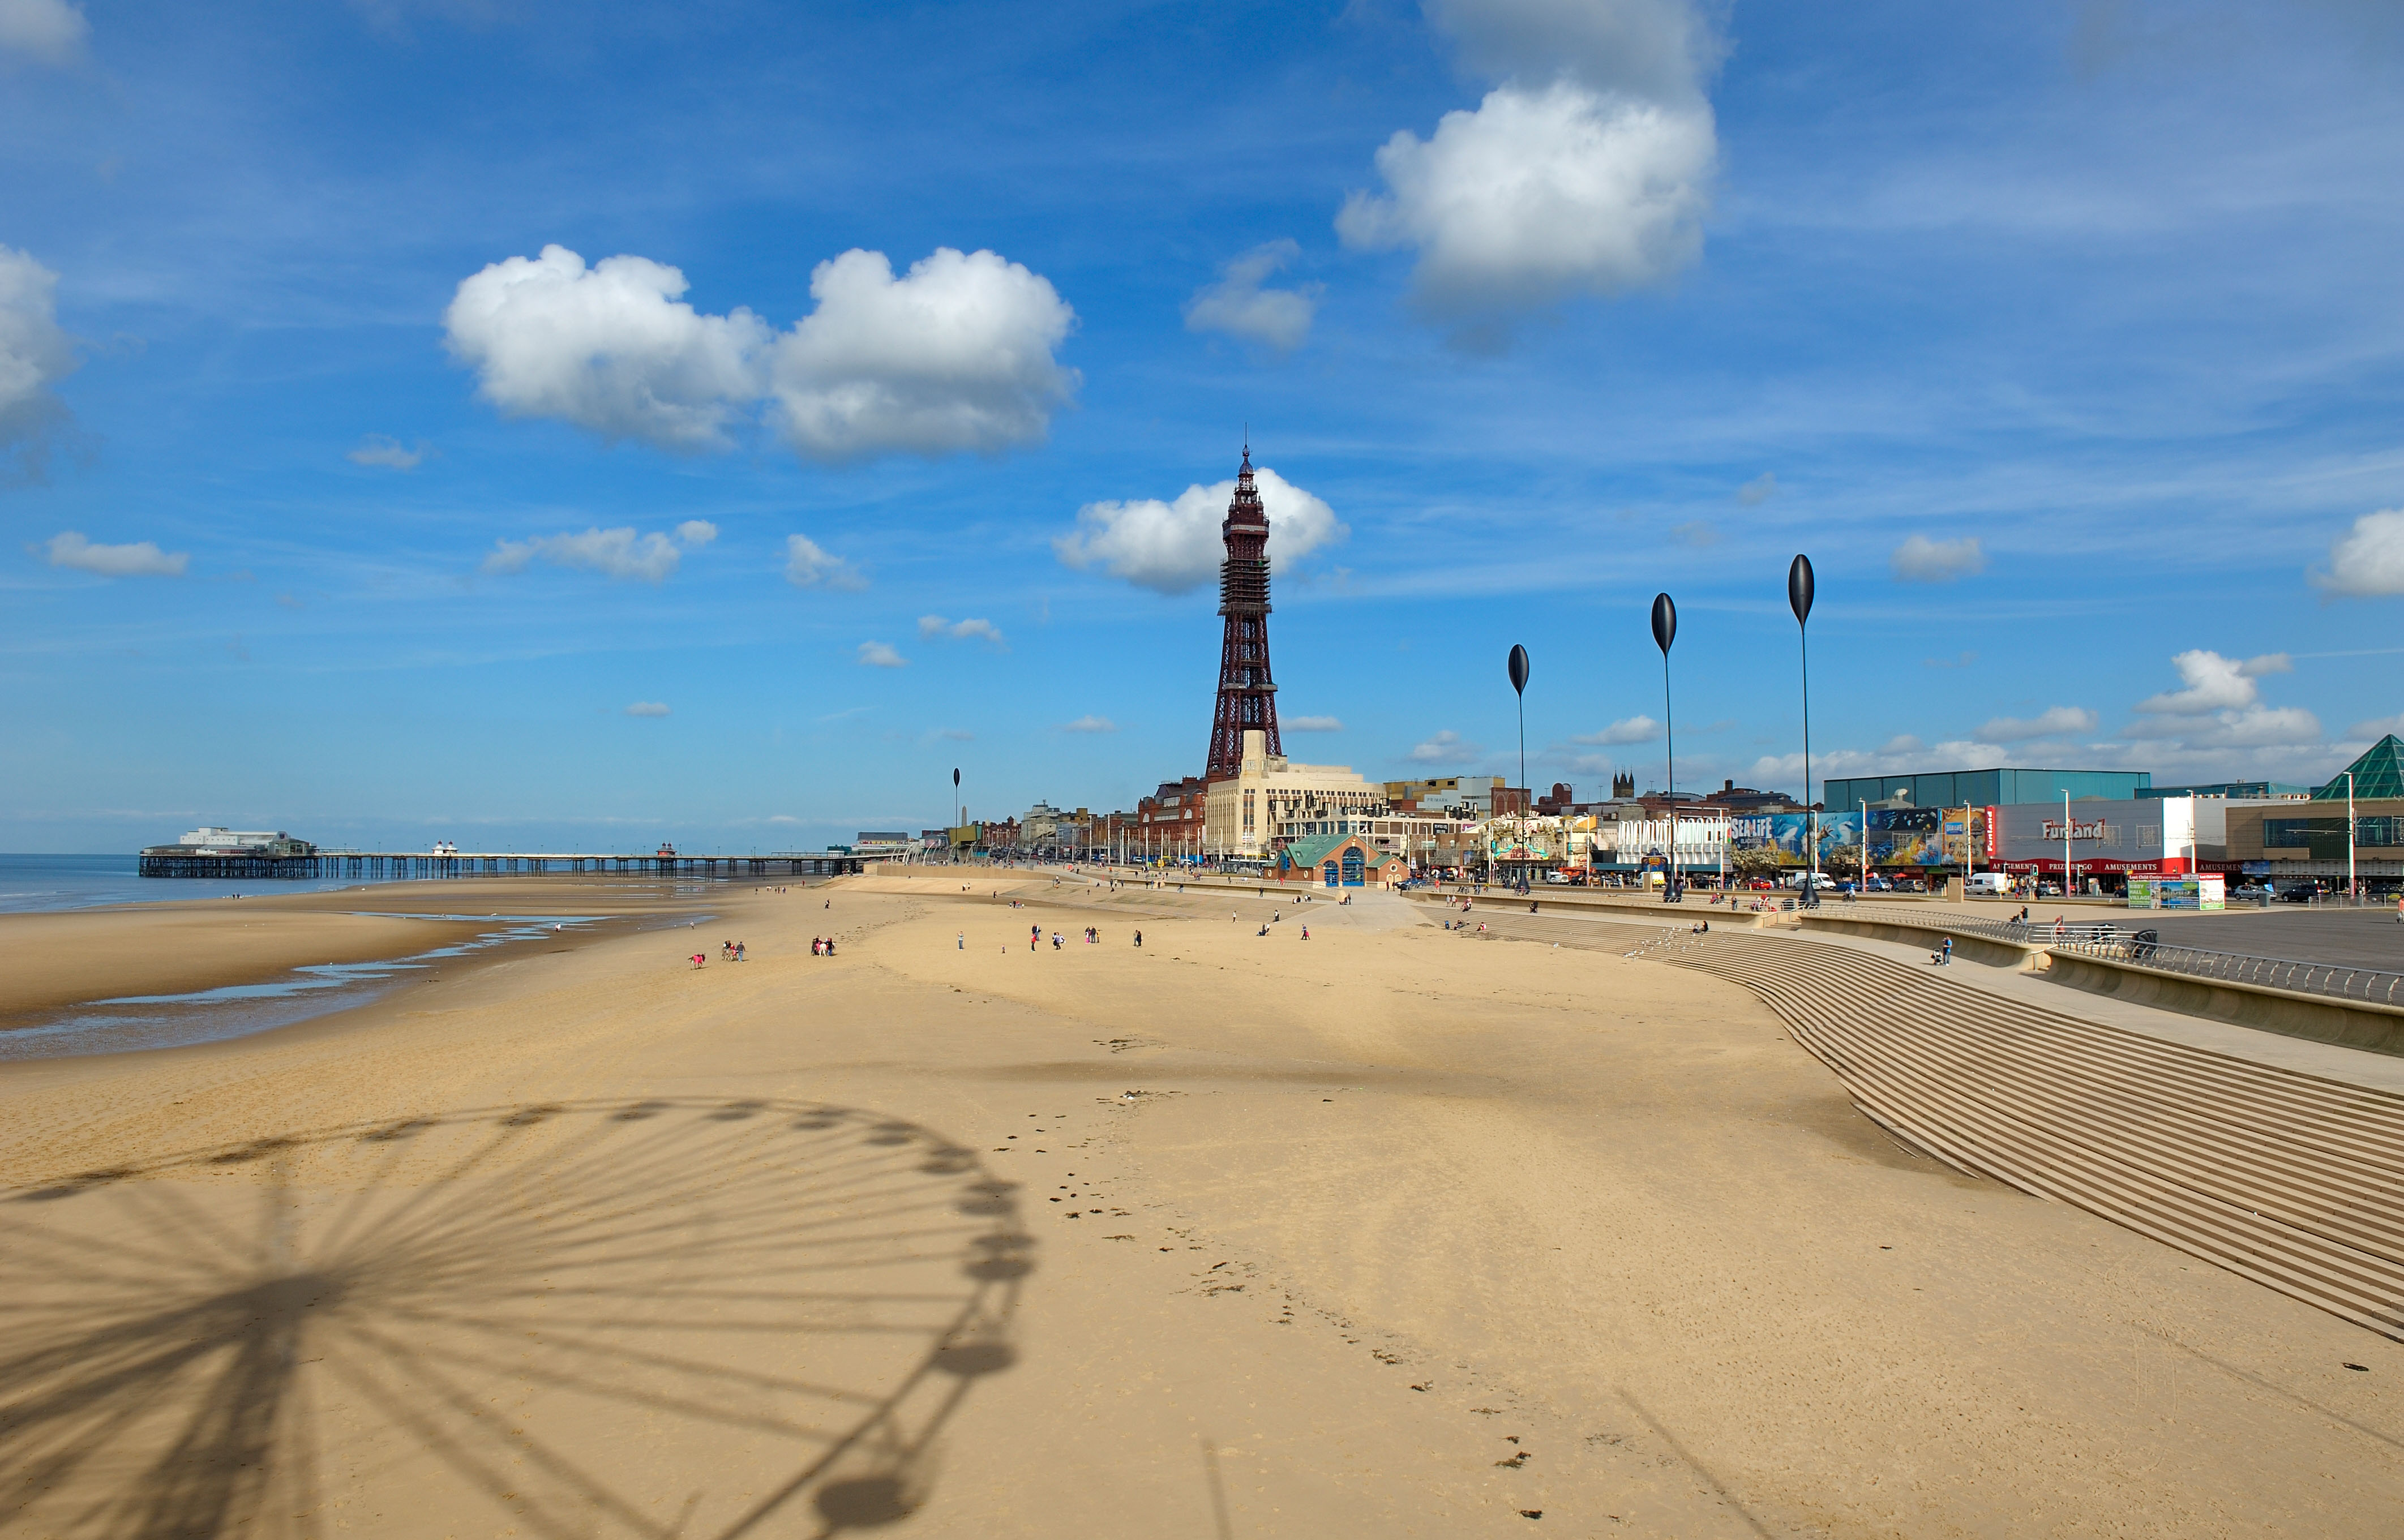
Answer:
[1204, 446, 1282, 780]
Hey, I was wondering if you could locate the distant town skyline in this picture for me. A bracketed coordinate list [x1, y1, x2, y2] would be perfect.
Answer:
[5, 1, 2403, 852]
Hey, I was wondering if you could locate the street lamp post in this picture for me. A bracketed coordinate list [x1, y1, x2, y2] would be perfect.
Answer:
[1651, 593, 1677, 900]
[1509, 644, 1530, 891]
[2348, 770, 2357, 902]
[2063, 791, 2073, 900]
[1789, 555, 1817, 905]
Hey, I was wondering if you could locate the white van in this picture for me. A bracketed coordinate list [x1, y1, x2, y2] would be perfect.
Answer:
[1964, 872, 2012, 898]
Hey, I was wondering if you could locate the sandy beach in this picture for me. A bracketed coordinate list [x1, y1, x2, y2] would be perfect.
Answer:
[1, 872, 2397, 1538]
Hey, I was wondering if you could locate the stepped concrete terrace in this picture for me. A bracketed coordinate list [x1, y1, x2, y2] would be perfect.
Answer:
[1440, 901, 2404, 1343]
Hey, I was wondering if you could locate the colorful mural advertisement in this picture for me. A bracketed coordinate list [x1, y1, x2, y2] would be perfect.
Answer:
[1731, 809, 1981, 869]
[1730, 813, 1861, 866]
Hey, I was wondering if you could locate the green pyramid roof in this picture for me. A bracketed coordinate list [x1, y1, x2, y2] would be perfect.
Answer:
[1281, 834, 1349, 869]
[2313, 734, 2404, 800]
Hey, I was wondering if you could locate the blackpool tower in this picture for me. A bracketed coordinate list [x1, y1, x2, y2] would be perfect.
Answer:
[1204, 445, 1281, 780]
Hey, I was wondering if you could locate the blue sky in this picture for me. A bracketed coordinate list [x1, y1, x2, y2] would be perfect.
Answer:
[3, 0, 2402, 853]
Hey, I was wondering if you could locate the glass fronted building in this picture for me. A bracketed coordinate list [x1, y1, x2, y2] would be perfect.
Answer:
[1822, 767, 2151, 813]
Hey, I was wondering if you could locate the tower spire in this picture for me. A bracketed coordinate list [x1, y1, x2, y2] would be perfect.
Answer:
[1204, 443, 1280, 780]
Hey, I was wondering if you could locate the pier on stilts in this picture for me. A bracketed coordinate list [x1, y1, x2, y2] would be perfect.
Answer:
[134, 850, 869, 881]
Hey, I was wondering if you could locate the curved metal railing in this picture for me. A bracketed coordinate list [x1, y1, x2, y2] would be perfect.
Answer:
[2050, 934, 2404, 1007]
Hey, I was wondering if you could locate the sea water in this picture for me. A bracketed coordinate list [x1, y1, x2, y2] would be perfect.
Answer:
[0, 852, 429, 915]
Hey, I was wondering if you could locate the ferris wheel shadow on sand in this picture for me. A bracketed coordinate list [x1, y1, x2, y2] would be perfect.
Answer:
[0, 1097, 1030, 1539]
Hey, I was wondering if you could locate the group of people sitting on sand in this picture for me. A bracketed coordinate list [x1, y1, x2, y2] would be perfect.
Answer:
[812, 936, 837, 956]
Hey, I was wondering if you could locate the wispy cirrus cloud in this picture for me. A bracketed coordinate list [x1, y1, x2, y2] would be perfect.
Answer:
[1408, 728, 1480, 764]
[482, 521, 714, 584]
[1575, 715, 1658, 745]
[1184, 239, 1321, 353]
[786, 533, 867, 591]
[347, 434, 428, 470]
[1977, 705, 2097, 742]
[918, 615, 1005, 646]
[1890, 534, 1986, 582]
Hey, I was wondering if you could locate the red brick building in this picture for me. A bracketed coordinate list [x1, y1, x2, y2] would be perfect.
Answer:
[1135, 776, 1209, 859]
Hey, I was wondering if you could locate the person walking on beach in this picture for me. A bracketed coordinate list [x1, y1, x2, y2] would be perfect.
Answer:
[957, 932, 965, 950]
[1133, 930, 1142, 947]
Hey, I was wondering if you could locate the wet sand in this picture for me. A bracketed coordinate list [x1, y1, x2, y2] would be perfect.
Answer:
[0, 876, 726, 1029]
[0, 874, 2396, 1537]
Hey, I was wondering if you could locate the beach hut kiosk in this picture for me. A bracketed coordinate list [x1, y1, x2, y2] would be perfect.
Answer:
[1275, 833, 1408, 889]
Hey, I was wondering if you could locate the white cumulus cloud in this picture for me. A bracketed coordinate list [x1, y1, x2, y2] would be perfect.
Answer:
[1977, 705, 2098, 742]
[2312, 509, 2404, 597]
[482, 522, 713, 584]
[624, 701, 670, 718]
[1286, 715, 1344, 732]
[1059, 715, 1117, 733]
[0, 244, 77, 482]
[1053, 465, 1347, 595]
[36, 530, 187, 577]
[1184, 239, 1321, 353]
[766, 247, 1077, 463]
[856, 640, 907, 668]
[1337, 0, 1718, 319]
[784, 533, 865, 591]
[347, 434, 427, 470]
[1575, 715, 1659, 745]
[444, 245, 768, 452]
[1891, 534, 1987, 582]
[1736, 471, 1777, 505]
[2135, 650, 2287, 714]
[445, 243, 1075, 465]
[0, 0, 87, 65]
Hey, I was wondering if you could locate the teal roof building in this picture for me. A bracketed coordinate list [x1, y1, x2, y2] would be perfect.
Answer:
[1823, 766, 2150, 812]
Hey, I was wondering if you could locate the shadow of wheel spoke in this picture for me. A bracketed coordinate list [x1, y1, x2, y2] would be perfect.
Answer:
[0, 1097, 1030, 1539]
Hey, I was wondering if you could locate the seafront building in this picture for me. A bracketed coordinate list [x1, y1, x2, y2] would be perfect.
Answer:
[1202, 729, 1388, 860]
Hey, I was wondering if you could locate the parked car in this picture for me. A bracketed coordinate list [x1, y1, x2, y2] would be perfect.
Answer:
[1964, 872, 2012, 898]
